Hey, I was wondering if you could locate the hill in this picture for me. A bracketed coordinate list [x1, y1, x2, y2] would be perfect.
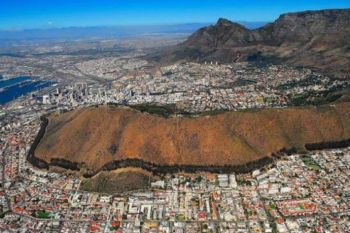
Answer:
[32, 102, 350, 176]
[151, 9, 350, 77]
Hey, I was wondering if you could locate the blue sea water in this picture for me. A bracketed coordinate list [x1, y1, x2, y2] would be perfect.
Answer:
[0, 76, 30, 88]
[0, 77, 52, 105]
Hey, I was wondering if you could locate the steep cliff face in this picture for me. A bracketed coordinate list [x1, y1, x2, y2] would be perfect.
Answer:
[33, 102, 350, 174]
[184, 18, 254, 48]
[153, 9, 350, 76]
[261, 10, 350, 44]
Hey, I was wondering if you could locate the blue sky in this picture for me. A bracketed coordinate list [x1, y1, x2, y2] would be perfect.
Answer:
[0, 0, 349, 30]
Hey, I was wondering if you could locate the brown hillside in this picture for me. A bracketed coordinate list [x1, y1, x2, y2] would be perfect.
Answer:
[35, 103, 350, 173]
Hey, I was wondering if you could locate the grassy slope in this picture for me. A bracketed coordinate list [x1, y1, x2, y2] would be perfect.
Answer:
[35, 102, 350, 172]
[80, 168, 152, 193]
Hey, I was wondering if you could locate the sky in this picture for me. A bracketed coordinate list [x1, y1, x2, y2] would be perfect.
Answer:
[0, 0, 349, 30]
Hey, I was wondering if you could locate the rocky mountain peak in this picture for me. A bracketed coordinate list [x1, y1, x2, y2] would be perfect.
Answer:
[151, 9, 350, 76]
[216, 18, 234, 26]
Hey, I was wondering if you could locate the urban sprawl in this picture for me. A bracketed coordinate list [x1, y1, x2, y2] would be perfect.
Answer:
[0, 60, 350, 232]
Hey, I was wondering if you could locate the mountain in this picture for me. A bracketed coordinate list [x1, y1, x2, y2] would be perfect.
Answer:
[0, 22, 265, 42]
[31, 102, 350, 177]
[0, 23, 210, 42]
[152, 9, 350, 77]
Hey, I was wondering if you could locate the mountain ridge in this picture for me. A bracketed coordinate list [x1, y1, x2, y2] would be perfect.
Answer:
[31, 102, 350, 175]
[151, 9, 350, 77]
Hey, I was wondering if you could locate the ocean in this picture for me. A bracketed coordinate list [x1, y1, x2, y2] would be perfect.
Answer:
[0, 76, 52, 105]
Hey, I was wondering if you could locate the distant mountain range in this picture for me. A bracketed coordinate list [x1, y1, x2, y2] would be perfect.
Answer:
[0, 22, 267, 42]
[151, 9, 350, 77]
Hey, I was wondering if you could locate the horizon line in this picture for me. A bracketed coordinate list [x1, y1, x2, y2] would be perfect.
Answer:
[1, 7, 349, 31]
[0, 20, 272, 32]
